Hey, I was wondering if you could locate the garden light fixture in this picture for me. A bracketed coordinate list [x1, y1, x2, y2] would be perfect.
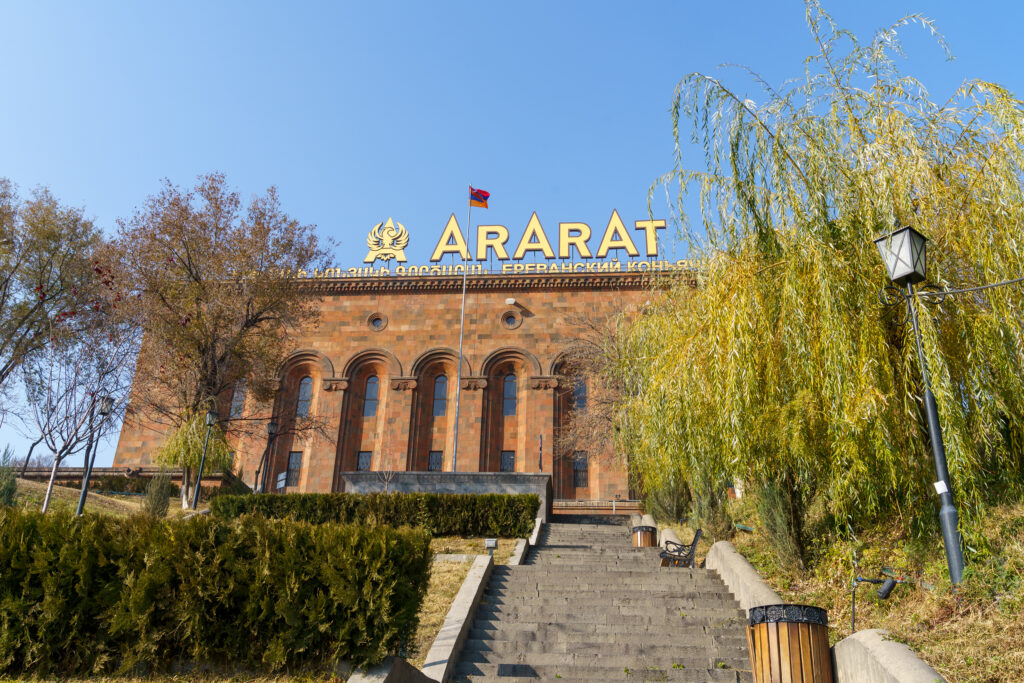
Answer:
[874, 225, 965, 585]
[192, 409, 219, 509]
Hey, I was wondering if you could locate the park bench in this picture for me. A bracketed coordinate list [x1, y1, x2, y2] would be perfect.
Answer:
[659, 528, 702, 567]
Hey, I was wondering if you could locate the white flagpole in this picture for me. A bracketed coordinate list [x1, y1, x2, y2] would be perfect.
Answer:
[452, 193, 473, 472]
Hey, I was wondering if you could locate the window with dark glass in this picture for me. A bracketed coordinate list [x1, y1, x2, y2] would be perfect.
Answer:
[502, 373, 517, 416]
[574, 452, 589, 488]
[363, 376, 379, 417]
[572, 380, 587, 412]
[229, 380, 246, 418]
[357, 451, 372, 471]
[296, 376, 313, 417]
[433, 375, 448, 417]
[500, 450, 515, 472]
[286, 451, 302, 486]
[428, 450, 443, 472]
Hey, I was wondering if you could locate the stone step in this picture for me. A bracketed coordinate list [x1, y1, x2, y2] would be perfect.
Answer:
[492, 566, 710, 575]
[486, 581, 722, 590]
[468, 623, 748, 642]
[473, 607, 746, 624]
[452, 662, 745, 682]
[458, 650, 749, 671]
[483, 588, 730, 600]
[475, 593, 741, 606]
[463, 637, 750, 660]
[486, 574, 725, 585]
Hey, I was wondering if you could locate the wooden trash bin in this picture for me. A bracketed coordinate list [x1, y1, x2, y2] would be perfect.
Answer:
[632, 525, 657, 547]
[746, 604, 833, 683]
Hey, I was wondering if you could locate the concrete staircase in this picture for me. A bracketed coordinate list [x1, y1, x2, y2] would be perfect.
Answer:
[452, 515, 751, 682]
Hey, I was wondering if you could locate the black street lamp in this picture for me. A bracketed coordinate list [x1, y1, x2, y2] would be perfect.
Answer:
[76, 395, 115, 516]
[874, 225, 965, 585]
[191, 409, 219, 510]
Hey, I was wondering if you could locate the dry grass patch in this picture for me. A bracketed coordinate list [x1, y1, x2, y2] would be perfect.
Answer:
[14, 477, 141, 517]
[408, 560, 473, 670]
[430, 536, 518, 565]
[727, 497, 1024, 683]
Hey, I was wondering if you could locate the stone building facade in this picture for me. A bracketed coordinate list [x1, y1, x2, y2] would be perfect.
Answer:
[113, 270, 652, 500]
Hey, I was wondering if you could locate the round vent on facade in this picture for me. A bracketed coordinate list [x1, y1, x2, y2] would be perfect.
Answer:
[500, 309, 522, 329]
[367, 312, 388, 331]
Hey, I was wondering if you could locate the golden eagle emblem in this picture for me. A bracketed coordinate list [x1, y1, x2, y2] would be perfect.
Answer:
[364, 217, 409, 263]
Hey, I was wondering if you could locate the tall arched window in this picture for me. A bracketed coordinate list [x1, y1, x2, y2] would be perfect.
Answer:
[363, 375, 379, 417]
[572, 380, 587, 412]
[502, 373, 517, 416]
[296, 376, 313, 417]
[229, 379, 247, 418]
[432, 375, 448, 417]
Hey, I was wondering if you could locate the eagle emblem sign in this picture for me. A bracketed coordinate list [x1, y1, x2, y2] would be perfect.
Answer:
[364, 217, 410, 263]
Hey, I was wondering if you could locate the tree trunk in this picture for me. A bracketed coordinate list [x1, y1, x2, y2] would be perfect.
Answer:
[180, 466, 191, 510]
[41, 456, 59, 513]
[20, 437, 42, 476]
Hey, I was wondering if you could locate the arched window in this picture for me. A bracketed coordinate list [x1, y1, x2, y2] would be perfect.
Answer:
[363, 375, 379, 417]
[296, 376, 313, 417]
[572, 380, 587, 412]
[229, 379, 247, 418]
[502, 373, 517, 416]
[432, 375, 448, 417]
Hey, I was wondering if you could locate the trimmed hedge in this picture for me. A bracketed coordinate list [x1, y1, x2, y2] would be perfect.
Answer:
[210, 492, 540, 538]
[59, 475, 250, 501]
[0, 507, 431, 675]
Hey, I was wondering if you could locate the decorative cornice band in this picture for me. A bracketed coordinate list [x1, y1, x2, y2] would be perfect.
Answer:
[294, 271, 682, 295]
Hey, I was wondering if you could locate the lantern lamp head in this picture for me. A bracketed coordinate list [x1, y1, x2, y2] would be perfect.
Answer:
[205, 410, 219, 427]
[267, 420, 279, 436]
[874, 225, 928, 286]
[98, 396, 115, 416]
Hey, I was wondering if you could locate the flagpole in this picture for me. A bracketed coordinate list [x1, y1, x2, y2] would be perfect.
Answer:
[452, 195, 472, 472]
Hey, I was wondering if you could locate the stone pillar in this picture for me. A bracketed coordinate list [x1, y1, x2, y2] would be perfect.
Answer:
[301, 377, 347, 493]
[382, 377, 417, 471]
[455, 377, 487, 472]
[527, 376, 558, 475]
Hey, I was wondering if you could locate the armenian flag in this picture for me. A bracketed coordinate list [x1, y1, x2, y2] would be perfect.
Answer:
[469, 186, 490, 208]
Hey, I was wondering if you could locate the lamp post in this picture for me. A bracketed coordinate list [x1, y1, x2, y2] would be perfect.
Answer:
[874, 225, 965, 585]
[255, 420, 279, 493]
[191, 409, 218, 510]
[75, 395, 114, 516]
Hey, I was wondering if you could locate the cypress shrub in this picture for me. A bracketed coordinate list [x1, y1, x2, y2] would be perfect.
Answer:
[142, 473, 174, 517]
[0, 507, 431, 675]
[209, 492, 540, 538]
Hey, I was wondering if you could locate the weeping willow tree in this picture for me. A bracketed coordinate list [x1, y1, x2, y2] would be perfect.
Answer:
[618, 2, 1024, 562]
[155, 411, 234, 510]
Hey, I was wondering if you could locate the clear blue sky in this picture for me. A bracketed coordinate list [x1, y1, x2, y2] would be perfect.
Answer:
[2, 1, 1021, 467]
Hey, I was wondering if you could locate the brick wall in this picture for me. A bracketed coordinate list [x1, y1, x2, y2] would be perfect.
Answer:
[113, 271, 652, 500]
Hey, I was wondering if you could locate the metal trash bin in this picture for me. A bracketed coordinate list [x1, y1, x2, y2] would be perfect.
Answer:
[632, 525, 657, 547]
[746, 604, 833, 683]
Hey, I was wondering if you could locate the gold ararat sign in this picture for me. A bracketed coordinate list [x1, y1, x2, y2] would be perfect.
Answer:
[364, 217, 409, 263]
[353, 210, 672, 272]
[428, 210, 664, 262]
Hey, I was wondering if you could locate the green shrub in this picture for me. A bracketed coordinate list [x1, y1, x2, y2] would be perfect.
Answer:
[142, 473, 174, 517]
[210, 492, 540, 538]
[0, 447, 16, 507]
[0, 507, 431, 675]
